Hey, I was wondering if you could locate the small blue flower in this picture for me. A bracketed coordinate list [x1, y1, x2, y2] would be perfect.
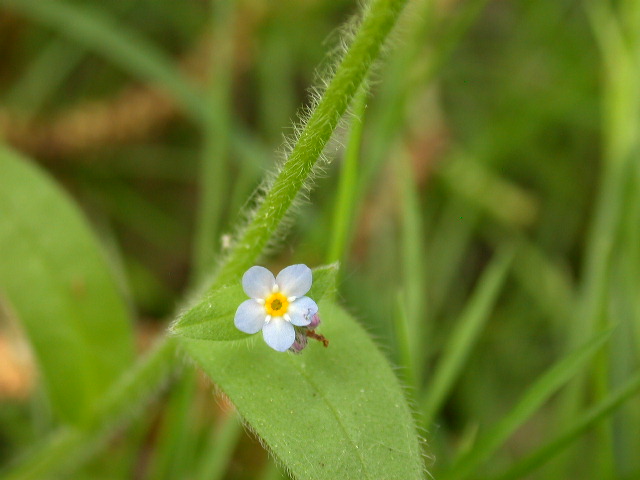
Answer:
[234, 264, 319, 352]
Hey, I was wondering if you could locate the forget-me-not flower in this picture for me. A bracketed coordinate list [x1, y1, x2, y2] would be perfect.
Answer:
[234, 264, 318, 352]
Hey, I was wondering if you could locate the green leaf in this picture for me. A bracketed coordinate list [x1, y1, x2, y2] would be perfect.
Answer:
[307, 263, 339, 300]
[179, 300, 425, 480]
[0, 146, 134, 425]
[172, 263, 338, 341]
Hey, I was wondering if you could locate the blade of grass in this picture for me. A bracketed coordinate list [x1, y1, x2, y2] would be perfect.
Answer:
[608, 160, 640, 474]
[4, 1, 139, 114]
[107, 400, 159, 480]
[326, 86, 367, 265]
[423, 0, 491, 82]
[193, 413, 243, 480]
[398, 150, 428, 375]
[510, 237, 575, 334]
[393, 290, 418, 390]
[192, 0, 236, 282]
[3, 40, 84, 114]
[145, 369, 199, 480]
[491, 372, 640, 480]
[420, 248, 514, 428]
[439, 328, 613, 480]
[359, 0, 489, 192]
[550, 5, 640, 475]
[427, 198, 479, 321]
[257, 18, 296, 145]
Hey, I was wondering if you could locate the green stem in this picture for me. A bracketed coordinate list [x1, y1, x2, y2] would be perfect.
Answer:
[393, 290, 418, 391]
[211, 0, 409, 289]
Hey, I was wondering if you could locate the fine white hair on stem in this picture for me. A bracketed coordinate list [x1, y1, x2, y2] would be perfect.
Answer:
[211, 1, 409, 273]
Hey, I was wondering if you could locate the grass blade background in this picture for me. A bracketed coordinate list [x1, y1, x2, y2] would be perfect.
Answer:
[440, 328, 612, 480]
[420, 248, 514, 428]
[192, 0, 236, 281]
[492, 372, 640, 480]
[326, 87, 367, 266]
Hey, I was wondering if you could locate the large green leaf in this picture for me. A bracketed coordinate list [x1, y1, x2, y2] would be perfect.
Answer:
[172, 263, 338, 341]
[179, 300, 425, 480]
[0, 146, 134, 425]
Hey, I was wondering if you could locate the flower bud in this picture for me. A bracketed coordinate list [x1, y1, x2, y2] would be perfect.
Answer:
[288, 328, 309, 354]
[307, 312, 321, 329]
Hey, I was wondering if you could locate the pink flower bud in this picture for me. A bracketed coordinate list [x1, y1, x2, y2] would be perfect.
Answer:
[307, 312, 321, 329]
[288, 329, 309, 354]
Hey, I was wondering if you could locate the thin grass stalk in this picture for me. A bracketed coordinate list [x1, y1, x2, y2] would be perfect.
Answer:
[193, 413, 243, 480]
[552, 5, 640, 476]
[1, 338, 179, 480]
[420, 249, 513, 429]
[326, 87, 367, 265]
[398, 150, 428, 377]
[192, 0, 237, 282]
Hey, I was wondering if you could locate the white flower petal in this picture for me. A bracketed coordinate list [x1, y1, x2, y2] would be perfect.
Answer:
[275, 264, 312, 297]
[242, 266, 276, 299]
[287, 296, 318, 326]
[234, 299, 266, 334]
[262, 317, 295, 352]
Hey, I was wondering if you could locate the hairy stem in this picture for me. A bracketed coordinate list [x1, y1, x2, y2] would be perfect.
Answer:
[211, 0, 408, 289]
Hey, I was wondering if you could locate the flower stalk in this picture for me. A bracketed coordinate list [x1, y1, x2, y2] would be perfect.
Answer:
[210, 0, 409, 290]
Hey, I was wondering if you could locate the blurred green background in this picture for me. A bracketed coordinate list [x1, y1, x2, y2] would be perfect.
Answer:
[1, 0, 639, 479]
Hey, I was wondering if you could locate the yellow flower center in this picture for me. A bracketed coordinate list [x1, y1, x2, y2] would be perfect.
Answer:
[264, 292, 289, 316]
